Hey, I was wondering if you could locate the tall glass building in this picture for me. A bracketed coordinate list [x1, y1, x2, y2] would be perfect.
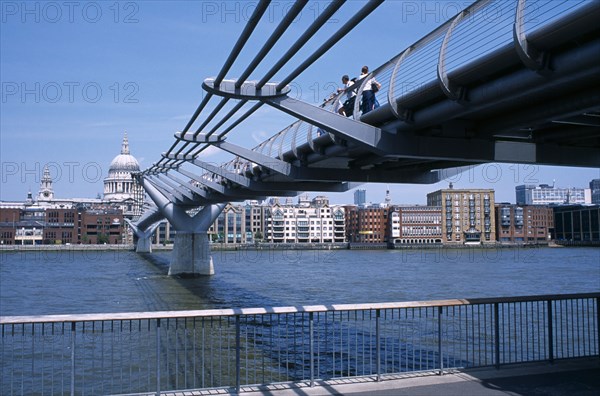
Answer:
[590, 179, 600, 204]
[353, 189, 366, 205]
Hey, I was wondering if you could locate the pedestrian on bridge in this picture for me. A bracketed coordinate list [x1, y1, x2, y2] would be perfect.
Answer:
[360, 66, 381, 114]
[337, 75, 356, 117]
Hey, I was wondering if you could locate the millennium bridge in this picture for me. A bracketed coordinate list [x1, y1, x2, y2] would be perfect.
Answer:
[125, 0, 599, 277]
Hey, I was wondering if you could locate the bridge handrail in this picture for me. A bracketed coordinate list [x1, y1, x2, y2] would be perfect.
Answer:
[3, 292, 598, 324]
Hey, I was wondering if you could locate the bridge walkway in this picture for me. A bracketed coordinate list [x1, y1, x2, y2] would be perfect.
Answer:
[155, 357, 599, 396]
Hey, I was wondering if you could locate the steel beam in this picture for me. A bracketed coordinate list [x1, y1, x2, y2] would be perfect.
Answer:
[132, 207, 164, 232]
[141, 178, 196, 230]
[164, 172, 211, 200]
[155, 173, 196, 201]
[147, 176, 190, 205]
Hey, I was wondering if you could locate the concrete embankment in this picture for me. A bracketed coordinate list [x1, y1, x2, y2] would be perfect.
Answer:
[0, 244, 134, 252]
[0, 242, 559, 252]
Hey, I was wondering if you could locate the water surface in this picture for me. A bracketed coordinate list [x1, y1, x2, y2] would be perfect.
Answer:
[1, 247, 598, 316]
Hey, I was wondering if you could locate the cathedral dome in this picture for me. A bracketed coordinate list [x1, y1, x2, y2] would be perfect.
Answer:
[104, 133, 143, 212]
[109, 154, 140, 173]
[108, 133, 140, 175]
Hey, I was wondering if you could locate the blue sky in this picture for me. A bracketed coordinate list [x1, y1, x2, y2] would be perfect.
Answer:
[1, 1, 598, 205]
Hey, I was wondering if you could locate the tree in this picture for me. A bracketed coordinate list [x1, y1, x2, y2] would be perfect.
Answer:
[97, 233, 110, 244]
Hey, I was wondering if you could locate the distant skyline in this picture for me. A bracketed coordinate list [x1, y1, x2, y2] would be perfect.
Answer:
[2, 1, 599, 205]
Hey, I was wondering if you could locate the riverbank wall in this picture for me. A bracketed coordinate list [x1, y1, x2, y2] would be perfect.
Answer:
[0, 241, 569, 253]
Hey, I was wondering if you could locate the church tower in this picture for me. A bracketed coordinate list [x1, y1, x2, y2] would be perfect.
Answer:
[38, 165, 54, 201]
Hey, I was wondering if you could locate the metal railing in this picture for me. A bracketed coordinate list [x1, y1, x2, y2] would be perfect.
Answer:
[1, 292, 598, 395]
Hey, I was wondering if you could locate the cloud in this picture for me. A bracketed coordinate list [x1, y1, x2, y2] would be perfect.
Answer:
[252, 130, 271, 144]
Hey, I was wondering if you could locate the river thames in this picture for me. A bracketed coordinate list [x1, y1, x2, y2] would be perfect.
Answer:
[1, 247, 599, 316]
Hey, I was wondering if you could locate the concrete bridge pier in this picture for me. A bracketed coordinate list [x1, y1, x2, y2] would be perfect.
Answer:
[135, 234, 153, 253]
[170, 231, 213, 276]
[164, 203, 225, 276]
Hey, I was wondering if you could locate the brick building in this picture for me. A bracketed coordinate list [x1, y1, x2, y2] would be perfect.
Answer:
[0, 206, 124, 245]
[427, 188, 496, 244]
[345, 205, 389, 243]
[495, 204, 553, 244]
[81, 209, 124, 244]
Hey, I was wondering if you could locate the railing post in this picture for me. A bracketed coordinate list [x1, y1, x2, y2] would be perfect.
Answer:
[235, 315, 241, 393]
[376, 309, 381, 381]
[596, 297, 599, 360]
[494, 303, 500, 369]
[547, 300, 554, 363]
[156, 318, 161, 396]
[309, 312, 315, 387]
[438, 306, 443, 375]
[70, 322, 75, 396]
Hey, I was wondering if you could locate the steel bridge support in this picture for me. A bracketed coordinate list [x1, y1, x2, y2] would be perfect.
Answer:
[141, 177, 225, 276]
[125, 208, 165, 253]
[126, 219, 163, 253]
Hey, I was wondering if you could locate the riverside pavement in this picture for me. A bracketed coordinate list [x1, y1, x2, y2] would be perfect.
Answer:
[158, 357, 599, 396]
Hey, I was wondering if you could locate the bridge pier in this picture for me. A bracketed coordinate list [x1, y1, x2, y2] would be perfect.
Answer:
[135, 233, 154, 253]
[170, 232, 213, 276]
[126, 215, 163, 254]
[140, 177, 225, 276]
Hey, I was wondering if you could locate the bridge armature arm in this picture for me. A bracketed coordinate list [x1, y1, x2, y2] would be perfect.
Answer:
[128, 207, 164, 235]
[141, 176, 226, 232]
[264, 96, 394, 155]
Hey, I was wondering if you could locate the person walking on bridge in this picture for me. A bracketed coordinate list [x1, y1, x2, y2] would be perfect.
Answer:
[359, 66, 381, 114]
[337, 75, 356, 116]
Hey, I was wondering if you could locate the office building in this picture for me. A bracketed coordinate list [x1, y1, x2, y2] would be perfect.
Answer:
[0, 205, 124, 245]
[516, 184, 590, 205]
[553, 205, 600, 243]
[590, 179, 600, 204]
[345, 205, 388, 243]
[388, 205, 442, 245]
[354, 189, 367, 205]
[427, 188, 496, 244]
[264, 199, 345, 244]
[495, 204, 553, 244]
[0, 133, 142, 245]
